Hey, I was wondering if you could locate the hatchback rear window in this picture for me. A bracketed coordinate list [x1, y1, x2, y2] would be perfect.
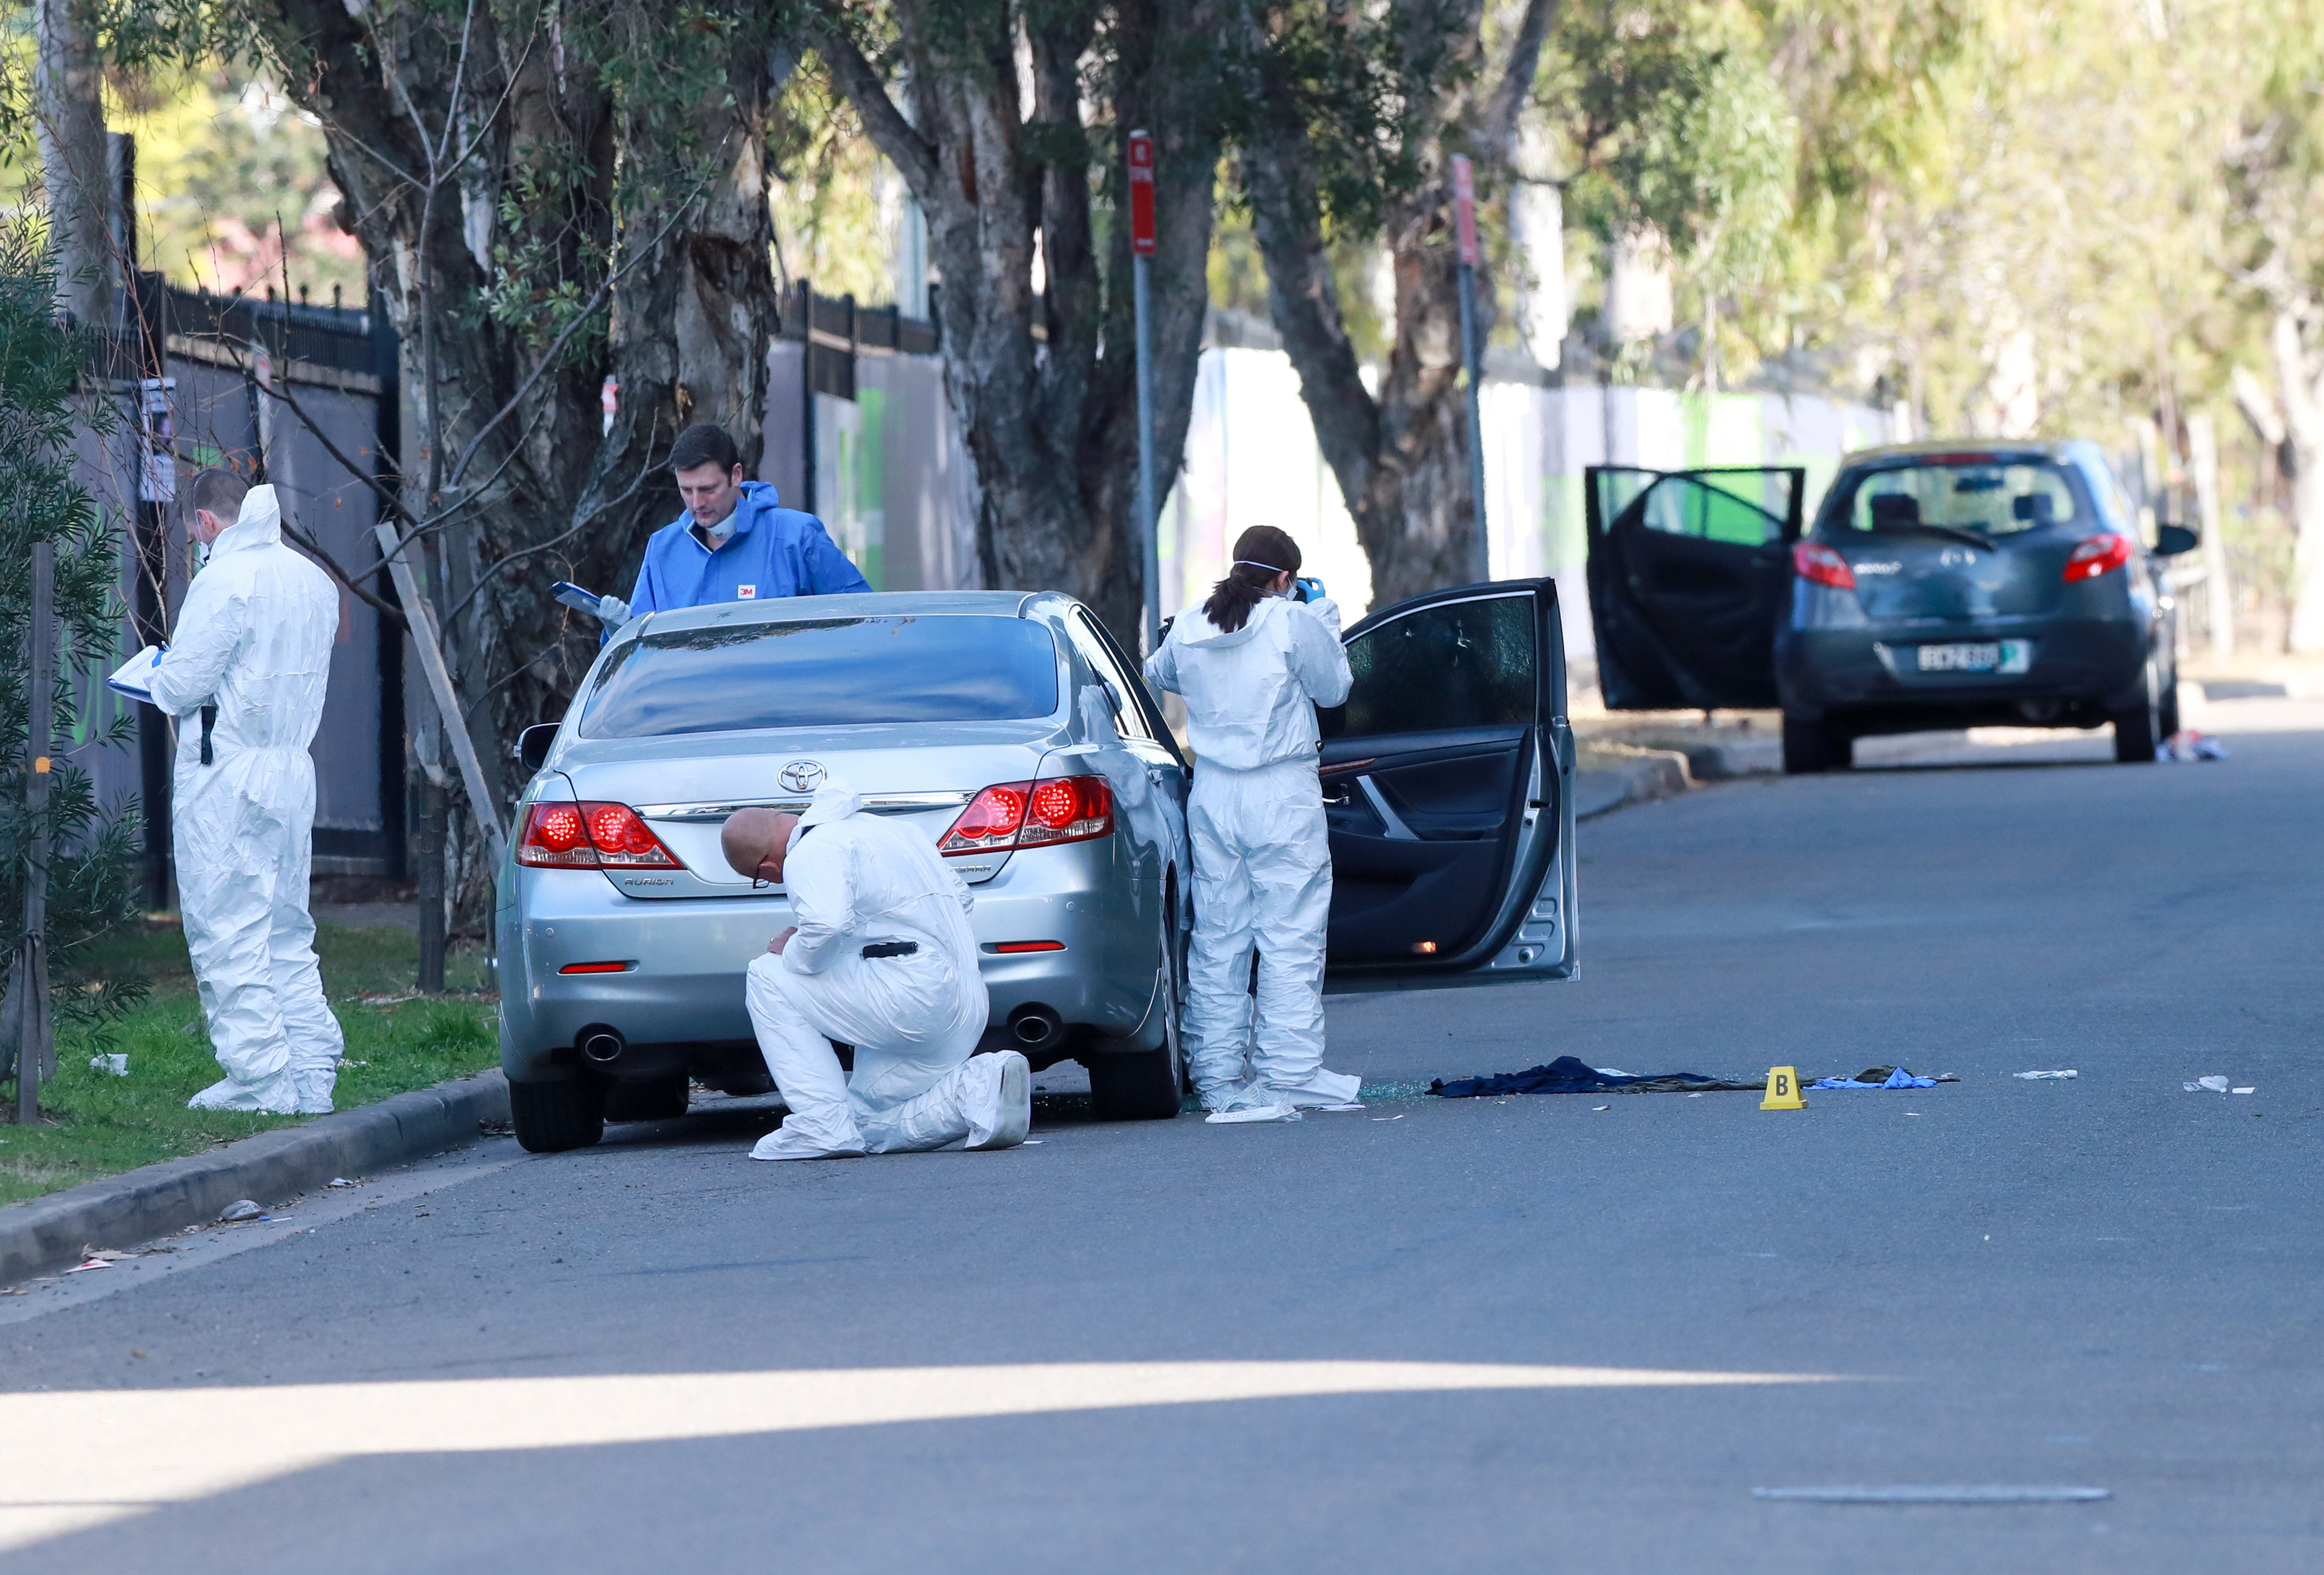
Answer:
[1828, 457, 2084, 538]
[582, 616, 1060, 739]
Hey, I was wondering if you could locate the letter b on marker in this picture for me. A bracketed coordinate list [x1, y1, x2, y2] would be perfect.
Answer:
[1760, 1066, 1806, 1111]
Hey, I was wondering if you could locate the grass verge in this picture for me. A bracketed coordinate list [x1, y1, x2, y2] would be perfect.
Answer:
[0, 921, 496, 1205]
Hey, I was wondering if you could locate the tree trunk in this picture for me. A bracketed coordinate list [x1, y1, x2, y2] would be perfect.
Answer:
[246, 0, 781, 924]
[1239, 0, 1555, 609]
[36, 0, 111, 327]
[2269, 305, 2324, 654]
[809, 0, 1222, 651]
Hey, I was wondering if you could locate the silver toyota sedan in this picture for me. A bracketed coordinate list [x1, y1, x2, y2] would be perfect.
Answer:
[497, 581, 1580, 1152]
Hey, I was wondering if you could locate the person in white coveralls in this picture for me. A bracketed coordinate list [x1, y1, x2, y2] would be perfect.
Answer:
[720, 780, 1031, 1160]
[1143, 523, 1357, 1122]
[148, 470, 346, 1114]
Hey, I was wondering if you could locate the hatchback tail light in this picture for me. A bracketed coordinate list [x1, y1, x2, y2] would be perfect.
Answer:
[1792, 540, 1856, 590]
[516, 800, 683, 869]
[2063, 533, 2132, 583]
[939, 774, 1114, 856]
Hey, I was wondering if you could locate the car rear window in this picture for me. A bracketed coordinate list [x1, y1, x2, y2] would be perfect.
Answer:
[1827, 457, 2085, 538]
[581, 616, 1060, 739]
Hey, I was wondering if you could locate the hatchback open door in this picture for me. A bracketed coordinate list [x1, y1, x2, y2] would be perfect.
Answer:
[1320, 579, 1576, 987]
[1585, 466, 1805, 709]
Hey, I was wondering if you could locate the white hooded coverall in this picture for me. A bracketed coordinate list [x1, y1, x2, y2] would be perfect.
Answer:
[743, 782, 1020, 1158]
[1144, 592, 1356, 1109]
[148, 485, 346, 1115]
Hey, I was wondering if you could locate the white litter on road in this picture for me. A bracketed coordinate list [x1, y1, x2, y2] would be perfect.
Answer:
[2014, 1070, 2078, 1080]
[2185, 1076, 2231, 1093]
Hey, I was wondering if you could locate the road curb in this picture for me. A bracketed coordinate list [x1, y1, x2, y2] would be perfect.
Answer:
[0, 1070, 511, 1285]
[1576, 751, 1692, 819]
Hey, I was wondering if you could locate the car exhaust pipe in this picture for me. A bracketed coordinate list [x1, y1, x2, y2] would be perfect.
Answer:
[1007, 1004, 1064, 1049]
[579, 1027, 626, 1066]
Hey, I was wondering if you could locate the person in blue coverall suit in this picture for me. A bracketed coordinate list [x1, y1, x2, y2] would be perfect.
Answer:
[601, 424, 868, 629]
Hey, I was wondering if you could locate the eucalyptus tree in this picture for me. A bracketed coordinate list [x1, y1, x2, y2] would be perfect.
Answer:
[2218, 0, 2324, 650]
[100, 0, 785, 914]
[1234, 0, 1554, 606]
[802, 0, 1232, 646]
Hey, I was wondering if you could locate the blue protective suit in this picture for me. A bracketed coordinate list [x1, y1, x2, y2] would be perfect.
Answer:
[625, 481, 869, 618]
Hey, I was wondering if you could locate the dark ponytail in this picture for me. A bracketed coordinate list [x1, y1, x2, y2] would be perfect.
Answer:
[1201, 525, 1303, 635]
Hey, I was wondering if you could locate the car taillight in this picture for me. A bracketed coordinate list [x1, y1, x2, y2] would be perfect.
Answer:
[2063, 533, 2132, 583]
[939, 774, 1113, 855]
[517, 801, 595, 868]
[1792, 540, 1856, 590]
[939, 781, 1031, 855]
[1020, 775, 1113, 846]
[515, 800, 681, 869]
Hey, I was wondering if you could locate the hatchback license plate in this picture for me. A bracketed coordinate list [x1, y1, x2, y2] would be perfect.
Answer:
[1916, 639, 2032, 674]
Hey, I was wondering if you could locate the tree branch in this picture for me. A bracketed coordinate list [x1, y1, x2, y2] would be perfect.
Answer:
[805, 6, 940, 200]
[441, 176, 711, 495]
[1479, 0, 1559, 159]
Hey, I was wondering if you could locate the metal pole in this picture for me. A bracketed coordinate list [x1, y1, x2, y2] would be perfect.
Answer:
[16, 542, 54, 1124]
[1457, 256, 1489, 586]
[1134, 251, 1158, 652]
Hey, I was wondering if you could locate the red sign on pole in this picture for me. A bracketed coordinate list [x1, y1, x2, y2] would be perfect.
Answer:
[1451, 155, 1479, 265]
[1128, 129, 1157, 257]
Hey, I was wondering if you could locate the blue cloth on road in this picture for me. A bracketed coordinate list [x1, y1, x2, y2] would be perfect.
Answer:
[1810, 1067, 1937, 1090]
[1430, 1056, 1754, 1098]
[625, 481, 869, 621]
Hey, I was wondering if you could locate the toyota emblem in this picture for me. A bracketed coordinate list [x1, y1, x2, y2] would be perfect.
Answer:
[778, 760, 827, 794]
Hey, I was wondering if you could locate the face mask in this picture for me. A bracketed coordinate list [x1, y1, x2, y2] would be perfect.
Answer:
[196, 539, 212, 569]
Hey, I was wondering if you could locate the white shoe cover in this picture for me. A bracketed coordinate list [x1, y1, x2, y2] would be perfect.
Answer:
[964, 1050, 1032, 1152]
[749, 1124, 865, 1161]
[1205, 1102, 1301, 1124]
[292, 1066, 338, 1115]
[1263, 1068, 1362, 1107]
[188, 1070, 300, 1114]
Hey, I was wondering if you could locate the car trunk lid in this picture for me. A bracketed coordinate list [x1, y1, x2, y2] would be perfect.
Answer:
[1838, 529, 2076, 623]
[550, 722, 1061, 899]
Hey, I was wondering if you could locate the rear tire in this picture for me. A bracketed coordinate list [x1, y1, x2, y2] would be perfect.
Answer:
[2112, 673, 2161, 764]
[2158, 673, 2182, 742]
[1090, 1045, 1183, 1121]
[1783, 716, 1849, 774]
[1091, 904, 1187, 1122]
[510, 1076, 606, 1153]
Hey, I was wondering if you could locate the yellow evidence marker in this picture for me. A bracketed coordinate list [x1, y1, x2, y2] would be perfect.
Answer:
[1760, 1067, 1807, 1111]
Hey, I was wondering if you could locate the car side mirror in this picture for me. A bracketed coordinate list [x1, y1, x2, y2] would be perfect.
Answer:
[2155, 523, 2199, 557]
[517, 722, 559, 771]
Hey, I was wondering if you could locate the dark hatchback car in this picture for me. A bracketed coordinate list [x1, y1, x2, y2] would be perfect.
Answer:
[1584, 441, 2199, 773]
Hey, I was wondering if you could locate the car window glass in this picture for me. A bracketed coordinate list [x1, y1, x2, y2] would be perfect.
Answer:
[1323, 595, 1534, 740]
[581, 615, 1059, 739]
[1635, 475, 1786, 546]
[1835, 460, 2082, 537]
[1593, 469, 1657, 530]
[1064, 610, 1154, 741]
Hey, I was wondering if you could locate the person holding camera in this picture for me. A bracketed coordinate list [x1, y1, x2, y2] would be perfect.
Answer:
[1143, 525, 1356, 1122]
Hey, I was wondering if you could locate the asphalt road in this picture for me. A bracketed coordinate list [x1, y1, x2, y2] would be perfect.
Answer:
[3, 699, 2320, 1573]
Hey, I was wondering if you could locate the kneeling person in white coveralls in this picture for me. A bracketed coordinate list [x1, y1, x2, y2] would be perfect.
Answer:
[720, 783, 1032, 1160]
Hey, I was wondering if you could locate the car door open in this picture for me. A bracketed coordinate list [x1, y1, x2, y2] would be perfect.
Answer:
[1320, 580, 1575, 985]
[1585, 465, 1804, 709]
